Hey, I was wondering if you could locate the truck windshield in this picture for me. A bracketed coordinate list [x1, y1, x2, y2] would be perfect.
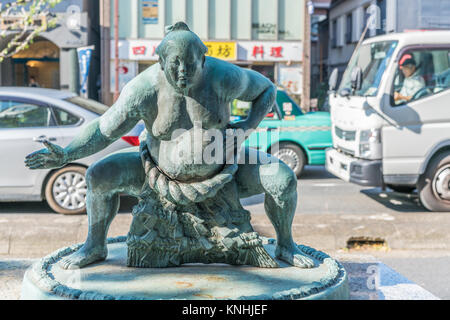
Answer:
[339, 41, 398, 97]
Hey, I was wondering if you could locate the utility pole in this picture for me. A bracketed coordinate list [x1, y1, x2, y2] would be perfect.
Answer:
[68, 48, 80, 94]
[114, 0, 120, 102]
[302, 0, 312, 113]
[100, 0, 112, 106]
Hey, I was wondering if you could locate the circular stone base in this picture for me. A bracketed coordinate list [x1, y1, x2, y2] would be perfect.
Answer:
[21, 237, 349, 300]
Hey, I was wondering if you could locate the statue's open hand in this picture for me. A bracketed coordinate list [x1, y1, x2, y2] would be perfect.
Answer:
[25, 140, 67, 170]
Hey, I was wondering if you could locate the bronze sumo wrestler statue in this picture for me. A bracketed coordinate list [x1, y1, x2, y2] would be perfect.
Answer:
[25, 22, 314, 270]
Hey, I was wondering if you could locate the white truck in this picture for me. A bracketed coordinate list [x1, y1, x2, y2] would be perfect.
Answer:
[325, 31, 450, 212]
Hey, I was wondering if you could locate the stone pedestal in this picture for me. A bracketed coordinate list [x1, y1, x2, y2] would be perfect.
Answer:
[127, 180, 278, 268]
[21, 237, 349, 300]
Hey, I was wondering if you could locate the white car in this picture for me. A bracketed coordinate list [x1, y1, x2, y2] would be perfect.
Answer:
[0, 87, 144, 214]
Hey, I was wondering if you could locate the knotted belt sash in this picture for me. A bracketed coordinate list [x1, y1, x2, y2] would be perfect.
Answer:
[139, 142, 238, 205]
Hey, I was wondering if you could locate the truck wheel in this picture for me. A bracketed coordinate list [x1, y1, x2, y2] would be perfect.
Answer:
[45, 166, 87, 215]
[271, 143, 306, 178]
[387, 185, 416, 193]
[417, 152, 450, 212]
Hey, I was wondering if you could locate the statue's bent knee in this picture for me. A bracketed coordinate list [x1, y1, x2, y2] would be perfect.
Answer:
[85, 160, 117, 192]
[261, 162, 297, 195]
[85, 165, 101, 191]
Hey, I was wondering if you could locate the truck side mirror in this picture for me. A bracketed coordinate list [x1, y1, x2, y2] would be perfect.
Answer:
[351, 67, 363, 92]
[329, 68, 339, 92]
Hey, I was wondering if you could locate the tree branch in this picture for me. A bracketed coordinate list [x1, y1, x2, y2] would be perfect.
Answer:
[0, 0, 62, 62]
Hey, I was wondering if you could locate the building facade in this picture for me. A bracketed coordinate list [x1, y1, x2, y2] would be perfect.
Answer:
[0, 0, 101, 99]
[328, 0, 450, 83]
[101, 0, 306, 105]
[328, 0, 379, 81]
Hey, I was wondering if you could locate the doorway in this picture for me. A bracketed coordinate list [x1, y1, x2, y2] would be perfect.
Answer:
[11, 38, 60, 89]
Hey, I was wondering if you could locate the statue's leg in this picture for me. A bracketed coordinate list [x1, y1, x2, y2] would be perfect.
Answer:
[59, 147, 145, 270]
[235, 147, 315, 268]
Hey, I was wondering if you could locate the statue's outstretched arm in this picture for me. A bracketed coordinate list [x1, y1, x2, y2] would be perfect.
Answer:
[25, 73, 154, 170]
[64, 84, 146, 162]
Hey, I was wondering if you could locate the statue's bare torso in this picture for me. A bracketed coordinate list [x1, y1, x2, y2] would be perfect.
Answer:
[141, 60, 234, 181]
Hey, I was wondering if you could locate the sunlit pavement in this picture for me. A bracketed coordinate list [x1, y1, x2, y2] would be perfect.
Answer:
[1, 166, 450, 299]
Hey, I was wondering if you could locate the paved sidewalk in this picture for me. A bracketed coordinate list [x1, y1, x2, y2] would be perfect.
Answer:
[1, 211, 450, 259]
[0, 259, 34, 300]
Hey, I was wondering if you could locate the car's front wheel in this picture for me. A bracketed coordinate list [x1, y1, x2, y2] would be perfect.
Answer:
[45, 166, 87, 215]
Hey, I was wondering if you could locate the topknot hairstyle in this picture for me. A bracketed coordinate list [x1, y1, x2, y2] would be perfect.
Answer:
[165, 21, 191, 34]
[156, 22, 208, 59]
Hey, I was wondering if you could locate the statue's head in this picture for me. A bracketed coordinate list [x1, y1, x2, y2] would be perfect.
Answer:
[156, 22, 208, 91]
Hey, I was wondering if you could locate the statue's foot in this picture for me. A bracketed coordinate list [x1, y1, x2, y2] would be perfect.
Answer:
[59, 245, 107, 270]
[276, 243, 315, 269]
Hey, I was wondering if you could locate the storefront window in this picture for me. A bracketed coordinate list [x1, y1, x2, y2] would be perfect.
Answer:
[251, 0, 277, 40]
[165, 0, 187, 26]
[231, 0, 251, 40]
[278, 0, 302, 40]
[186, 0, 208, 39]
[208, 0, 231, 39]
[252, 64, 275, 82]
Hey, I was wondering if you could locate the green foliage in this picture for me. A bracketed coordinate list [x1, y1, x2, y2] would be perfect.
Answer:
[0, 0, 63, 62]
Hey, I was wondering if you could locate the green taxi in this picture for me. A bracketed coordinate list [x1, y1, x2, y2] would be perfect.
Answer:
[231, 89, 332, 177]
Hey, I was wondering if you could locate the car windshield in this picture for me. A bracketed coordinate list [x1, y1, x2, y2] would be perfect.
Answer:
[65, 96, 109, 115]
[339, 40, 398, 97]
